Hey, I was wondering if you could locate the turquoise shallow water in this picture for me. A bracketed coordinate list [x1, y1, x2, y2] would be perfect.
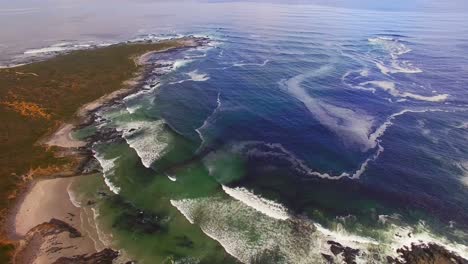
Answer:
[3, 1, 468, 263]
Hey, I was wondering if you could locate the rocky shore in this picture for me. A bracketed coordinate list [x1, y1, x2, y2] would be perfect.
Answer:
[4, 36, 209, 264]
[3, 35, 467, 264]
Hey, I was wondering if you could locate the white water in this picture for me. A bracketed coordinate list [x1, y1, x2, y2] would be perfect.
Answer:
[362, 81, 449, 102]
[169, 196, 326, 263]
[187, 70, 210, 81]
[221, 185, 290, 220]
[455, 161, 468, 187]
[369, 37, 423, 75]
[233, 59, 269, 67]
[234, 140, 382, 180]
[170, 192, 468, 264]
[167, 174, 177, 182]
[116, 119, 170, 168]
[195, 92, 222, 150]
[93, 151, 121, 194]
[173, 59, 194, 70]
[280, 65, 376, 152]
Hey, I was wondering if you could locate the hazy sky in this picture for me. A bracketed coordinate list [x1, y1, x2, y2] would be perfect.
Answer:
[1, 0, 467, 65]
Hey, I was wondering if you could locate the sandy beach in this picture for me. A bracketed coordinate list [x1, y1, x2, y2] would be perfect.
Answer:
[43, 124, 86, 149]
[1, 37, 209, 264]
[12, 176, 103, 264]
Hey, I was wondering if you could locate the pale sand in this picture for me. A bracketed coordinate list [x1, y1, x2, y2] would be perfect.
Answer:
[14, 176, 105, 264]
[15, 178, 78, 236]
[43, 124, 86, 148]
[10, 38, 206, 263]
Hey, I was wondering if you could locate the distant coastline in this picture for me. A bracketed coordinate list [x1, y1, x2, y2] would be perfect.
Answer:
[0, 36, 208, 263]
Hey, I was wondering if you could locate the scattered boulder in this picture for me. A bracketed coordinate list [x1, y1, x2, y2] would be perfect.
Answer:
[327, 240, 360, 264]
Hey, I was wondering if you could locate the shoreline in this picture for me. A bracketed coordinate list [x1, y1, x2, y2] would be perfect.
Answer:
[3, 35, 467, 264]
[3, 36, 209, 263]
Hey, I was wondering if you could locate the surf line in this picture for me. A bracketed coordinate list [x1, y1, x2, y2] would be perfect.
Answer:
[317, 108, 460, 180]
[195, 91, 222, 152]
[239, 108, 457, 181]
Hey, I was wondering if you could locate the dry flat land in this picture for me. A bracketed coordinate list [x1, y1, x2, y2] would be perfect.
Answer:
[0, 38, 198, 262]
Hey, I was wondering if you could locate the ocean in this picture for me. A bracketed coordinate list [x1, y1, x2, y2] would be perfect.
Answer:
[2, 1, 468, 263]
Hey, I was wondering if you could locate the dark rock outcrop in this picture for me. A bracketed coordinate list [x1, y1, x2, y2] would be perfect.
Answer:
[48, 218, 82, 238]
[327, 240, 360, 264]
[387, 243, 468, 264]
[53, 248, 119, 264]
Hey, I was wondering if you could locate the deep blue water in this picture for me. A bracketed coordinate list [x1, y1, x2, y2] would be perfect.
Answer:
[118, 6, 468, 259]
[150, 6, 468, 224]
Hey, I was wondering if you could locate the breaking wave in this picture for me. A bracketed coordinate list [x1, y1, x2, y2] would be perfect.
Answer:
[115, 119, 171, 168]
[195, 92, 222, 149]
[221, 185, 290, 220]
[187, 70, 210, 81]
[92, 151, 121, 194]
[169, 193, 468, 263]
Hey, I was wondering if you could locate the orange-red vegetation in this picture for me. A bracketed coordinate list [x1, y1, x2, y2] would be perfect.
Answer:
[1, 101, 51, 120]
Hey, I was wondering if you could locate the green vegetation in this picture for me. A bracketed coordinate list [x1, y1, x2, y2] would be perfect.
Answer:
[0, 39, 189, 260]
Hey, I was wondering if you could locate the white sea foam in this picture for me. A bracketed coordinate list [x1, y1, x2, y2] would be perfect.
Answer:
[173, 59, 194, 70]
[369, 37, 422, 75]
[169, 196, 321, 263]
[341, 70, 376, 92]
[368, 109, 436, 147]
[455, 161, 468, 187]
[66, 183, 82, 208]
[380, 220, 468, 260]
[167, 174, 177, 182]
[281, 65, 454, 180]
[187, 70, 210, 81]
[368, 37, 412, 58]
[170, 195, 468, 263]
[169, 195, 424, 263]
[115, 119, 170, 168]
[360, 69, 369, 77]
[195, 92, 222, 150]
[171, 70, 211, 84]
[123, 82, 160, 102]
[455, 121, 468, 129]
[22, 41, 107, 55]
[129, 33, 185, 43]
[314, 223, 378, 245]
[93, 151, 121, 194]
[376, 61, 422, 75]
[90, 207, 114, 247]
[233, 59, 269, 67]
[362, 81, 449, 102]
[280, 65, 376, 151]
[24, 44, 76, 55]
[170, 200, 195, 224]
[235, 141, 382, 180]
[125, 104, 142, 114]
[232, 107, 455, 181]
[221, 185, 290, 220]
[378, 214, 401, 225]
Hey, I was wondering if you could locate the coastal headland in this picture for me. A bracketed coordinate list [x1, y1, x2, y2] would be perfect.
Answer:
[0, 35, 467, 264]
[0, 37, 208, 263]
